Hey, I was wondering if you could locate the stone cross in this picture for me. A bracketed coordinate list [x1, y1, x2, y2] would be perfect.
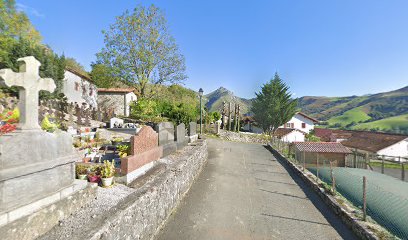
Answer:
[0, 56, 56, 130]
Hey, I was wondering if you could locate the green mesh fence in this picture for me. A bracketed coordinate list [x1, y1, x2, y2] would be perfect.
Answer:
[308, 164, 408, 239]
[270, 139, 408, 238]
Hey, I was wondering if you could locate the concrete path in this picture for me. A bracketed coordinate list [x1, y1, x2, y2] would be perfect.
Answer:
[156, 139, 357, 240]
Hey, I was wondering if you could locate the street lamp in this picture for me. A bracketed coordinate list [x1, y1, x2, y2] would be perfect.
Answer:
[198, 88, 204, 135]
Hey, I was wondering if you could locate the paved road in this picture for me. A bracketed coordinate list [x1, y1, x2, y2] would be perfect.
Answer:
[156, 139, 357, 240]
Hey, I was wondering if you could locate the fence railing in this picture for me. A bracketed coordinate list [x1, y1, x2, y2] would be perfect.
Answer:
[270, 138, 408, 239]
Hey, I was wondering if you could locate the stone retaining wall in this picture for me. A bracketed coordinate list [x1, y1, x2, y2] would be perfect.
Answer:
[67, 140, 208, 240]
[218, 130, 270, 144]
[267, 144, 378, 240]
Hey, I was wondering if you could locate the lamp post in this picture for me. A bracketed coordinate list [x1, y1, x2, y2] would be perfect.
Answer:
[199, 88, 204, 135]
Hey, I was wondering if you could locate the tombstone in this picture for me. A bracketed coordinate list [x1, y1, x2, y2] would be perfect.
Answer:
[120, 126, 163, 184]
[92, 107, 97, 120]
[110, 117, 124, 128]
[155, 122, 177, 157]
[175, 123, 188, 150]
[0, 56, 78, 226]
[215, 122, 221, 134]
[188, 122, 198, 143]
[75, 103, 82, 125]
[84, 107, 91, 126]
[67, 103, 74, 127]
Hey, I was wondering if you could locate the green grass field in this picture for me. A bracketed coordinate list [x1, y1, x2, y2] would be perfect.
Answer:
[327, 106, 371, 126]
[352, 114, 408, 131]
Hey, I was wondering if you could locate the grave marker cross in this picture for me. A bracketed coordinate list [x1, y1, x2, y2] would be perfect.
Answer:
[0, 56, 56, 130]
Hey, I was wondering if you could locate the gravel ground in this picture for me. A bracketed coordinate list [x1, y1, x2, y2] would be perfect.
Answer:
[38, 183, 135, 240]
[39, 144, 196, 240]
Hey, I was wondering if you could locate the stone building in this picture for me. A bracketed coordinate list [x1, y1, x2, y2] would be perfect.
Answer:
[62, 67, 98, 107]
[97, 88, 137, 117]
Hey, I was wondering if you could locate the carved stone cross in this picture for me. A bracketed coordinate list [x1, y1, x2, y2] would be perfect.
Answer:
[0, 56, 56, 130]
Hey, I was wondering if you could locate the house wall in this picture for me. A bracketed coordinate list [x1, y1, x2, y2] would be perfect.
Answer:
[295, 151, 346, 167]
[62, 71, 97, 108]
[242, 123, 263, 134]
[281, 131, 305, 143]
[377, 137, 408, 158]
[280, 113, 315, 133]
[98, 92, 126, 116]
[124, 92, 137, 117]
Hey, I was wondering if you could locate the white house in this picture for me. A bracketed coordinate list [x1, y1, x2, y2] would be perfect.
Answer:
[62, 68, 98, 108]
[275, 128, 306, 142]
[279, 112, 319, 134]
[97, 88, 137, 117]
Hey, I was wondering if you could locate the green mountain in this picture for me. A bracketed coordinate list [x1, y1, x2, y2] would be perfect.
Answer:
[204, 87, 252, 115]
[298, 85, 408, 133]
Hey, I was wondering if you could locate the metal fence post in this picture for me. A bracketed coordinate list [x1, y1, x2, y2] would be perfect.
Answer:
[381, 158, 385, 174]
[330, 161, 336, 194]
[402, 162, 405, 181]
[353, 149, 357, 168]
[363, 176, 367, 221]
[303, 151, 306, 172]
[364, 153, 368, 169]
[316, 153, 319, 182]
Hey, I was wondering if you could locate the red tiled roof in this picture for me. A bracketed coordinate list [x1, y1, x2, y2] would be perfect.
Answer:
[296, 112, 319, 123]
[340, 131, 407, 153]
[98, 88, 135, 93]
[275, 128, 306, 138]
[65, 67, 93, 82]
[293, 142, 352, 154]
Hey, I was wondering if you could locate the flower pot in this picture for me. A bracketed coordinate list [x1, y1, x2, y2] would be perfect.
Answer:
[101, 177, 114, 187]
[88, 175, 101, 183]
[77, 174, 87, 180]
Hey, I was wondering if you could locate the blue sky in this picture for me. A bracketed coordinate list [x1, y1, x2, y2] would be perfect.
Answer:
[18, 0, 408, 98]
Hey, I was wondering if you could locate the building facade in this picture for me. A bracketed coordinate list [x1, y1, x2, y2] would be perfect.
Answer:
[280, 112, 319, 134]
[97, 88, 137, 117]
[62, 68, 98, 108]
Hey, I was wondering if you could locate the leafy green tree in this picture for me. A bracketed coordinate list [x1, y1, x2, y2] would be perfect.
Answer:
[90, 63, 117, 88]
[0, 0, 41, 44]
[212, 112, 221, 122]
[96, 5, 187, 97]
[251, 73, 298, 135]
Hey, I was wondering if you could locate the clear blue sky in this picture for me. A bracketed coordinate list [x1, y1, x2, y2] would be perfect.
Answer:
[18, 0, 408, 98]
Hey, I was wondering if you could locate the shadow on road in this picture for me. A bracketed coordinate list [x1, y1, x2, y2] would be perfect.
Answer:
[262, 145, 358, 240]
[261, 213, 331, 226]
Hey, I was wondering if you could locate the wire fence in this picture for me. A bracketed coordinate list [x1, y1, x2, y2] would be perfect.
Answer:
[270, 138, 408, 239]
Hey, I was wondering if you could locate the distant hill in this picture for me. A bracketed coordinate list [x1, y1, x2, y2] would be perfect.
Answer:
[204, 87, 252, 114]
[298, 85, 408, 134]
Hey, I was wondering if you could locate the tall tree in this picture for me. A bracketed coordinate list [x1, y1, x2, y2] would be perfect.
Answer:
[251, 73, 298, 135]
[96, 4, 187, 97]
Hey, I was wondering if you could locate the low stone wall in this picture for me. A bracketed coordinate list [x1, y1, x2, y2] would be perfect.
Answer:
[0, 181, 96, 240]
[218, 130, 270, 144]
[65, 140, 208, 240]
[266, 144, 378, 240]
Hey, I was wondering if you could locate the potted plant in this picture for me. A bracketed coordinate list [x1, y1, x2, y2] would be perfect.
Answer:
[88, 165, 101, 183]
[100, 160, 115, 187]
[75, 164, 88, 180]
[117, 144, 130, 158]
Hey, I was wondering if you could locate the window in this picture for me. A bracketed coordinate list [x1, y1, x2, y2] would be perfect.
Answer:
[89, 88, 93, 96]
[291, 123, 294, 128]
[302, 123, 306, 128]
[285, 123, 291, 128]
[74, 82, 79, 91]
[82, 85, 87, 95]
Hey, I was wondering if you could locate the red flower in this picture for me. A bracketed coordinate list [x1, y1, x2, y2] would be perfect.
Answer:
[0, 123, 16, 135]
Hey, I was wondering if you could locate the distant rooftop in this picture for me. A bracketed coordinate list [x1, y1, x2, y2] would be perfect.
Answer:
[293, 142, 352, 154]
[98, 88, 135, 93]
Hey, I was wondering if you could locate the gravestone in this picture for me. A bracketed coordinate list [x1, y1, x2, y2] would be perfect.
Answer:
[120, 126, 163, 183]
[155, 122, 177, 156]
[67, 103, 74, 127]
[188, 122, 198, 143]
[84, 107, 91, 126]
[110, 117, 124, 128]
[175, 123, 188, 150]
[0, 56, 77, 225]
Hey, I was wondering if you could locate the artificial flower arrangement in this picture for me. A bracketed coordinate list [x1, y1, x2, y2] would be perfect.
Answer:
[0, 108, 19, 135]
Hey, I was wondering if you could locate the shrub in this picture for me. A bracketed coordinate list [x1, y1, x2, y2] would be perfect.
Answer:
[100, 160, 115, 178]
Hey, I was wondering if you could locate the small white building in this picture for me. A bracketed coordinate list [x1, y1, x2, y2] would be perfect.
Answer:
[97, 88, 137, 117]
[62, 68, 98, 108]
[279, 112, 319, 134]
[275, 128, 306, 143]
